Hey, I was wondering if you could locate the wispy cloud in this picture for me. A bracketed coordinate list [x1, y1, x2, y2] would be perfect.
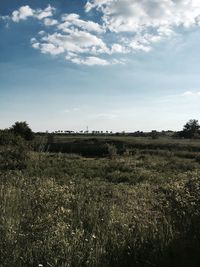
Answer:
[64, 107, 81, 113]
[182, 91, 200, 97]
[59, 13, 104, 34]
[0, 15, 10, 21]
[91, 113, 118, 119]
[69, 56, 110, 66]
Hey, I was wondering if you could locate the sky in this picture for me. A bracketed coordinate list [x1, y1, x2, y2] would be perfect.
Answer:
[1, 0, 200, 132]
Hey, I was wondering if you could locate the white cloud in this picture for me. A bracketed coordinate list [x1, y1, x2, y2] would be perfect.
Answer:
[69, 56, 110, 65]
[32, 30, 109, 56]
[59, 13, 104, 33]
[130, 42, 151, 52]
[31, 29, 112, 65]
[2, 4, 124, 65]
[31, 37, 65, 55]
[43, 18, 58, 26]
[92, 112, 118, 119]
[11, 5, 55, 22]
[182, 91, 194, 96]
[84, 0, 200, 55]
[4, 1, 200, 66]
[85, 0, 200, 32]
[38, 30, 46, 35]
[158, 25, 173, 37]
[85, 0, 109, 12]
[182, 91, 200, 96]
[35, 5, 56, 20]
[111, 43, 128, 53]
[12, 5, 33, 22]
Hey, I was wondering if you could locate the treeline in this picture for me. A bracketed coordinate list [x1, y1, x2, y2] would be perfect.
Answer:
[1, 119, 200, 141]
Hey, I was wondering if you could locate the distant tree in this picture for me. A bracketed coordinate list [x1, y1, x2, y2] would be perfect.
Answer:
[10, 121, 34, 140]
[179, 119, 200, 138]
[151, 130, 159, 139]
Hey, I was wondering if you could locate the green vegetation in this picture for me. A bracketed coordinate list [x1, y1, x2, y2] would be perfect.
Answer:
[1, 122, 200, 266]
[10, 121, 34, 141]
[179, 119, 200, 139]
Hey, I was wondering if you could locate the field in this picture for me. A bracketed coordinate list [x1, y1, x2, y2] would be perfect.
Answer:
[1, 134, 200, 266]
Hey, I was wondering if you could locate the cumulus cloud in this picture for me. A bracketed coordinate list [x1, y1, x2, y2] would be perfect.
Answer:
[12, 5, 33, 22]
[43, 18, 58, 26]
[3, 1, 200, 65]
[32, 30, 108, 54]
[2, 4, 110, 65]
[35, 5, 56, 20]
[85, 0, 200, 32]
[84, 0, 200, 51]
[31, 29, 111, 64]
[33, 42, 65, 55]
[85, 0, 109, 12]
[11, 5, 55, 22]
[59, 13, 104, 33]
[84, 0, 200, 57]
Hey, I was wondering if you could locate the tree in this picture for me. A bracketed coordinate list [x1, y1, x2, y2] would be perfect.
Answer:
[179, 119, 200, 138]
[151, 130, 159, 139]
[10, 121, 34, 140]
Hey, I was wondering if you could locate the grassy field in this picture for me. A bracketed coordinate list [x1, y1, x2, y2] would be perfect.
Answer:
[1, 134, 200, 266]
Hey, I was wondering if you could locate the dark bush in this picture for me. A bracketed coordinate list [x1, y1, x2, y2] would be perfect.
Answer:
[0, 131, 30, 170]
[10, 121, 34, 141]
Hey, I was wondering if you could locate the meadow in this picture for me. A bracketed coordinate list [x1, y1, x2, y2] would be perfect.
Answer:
[1, 133, 200, 266]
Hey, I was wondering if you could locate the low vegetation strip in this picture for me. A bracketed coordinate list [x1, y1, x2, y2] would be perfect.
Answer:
[34, 135, 200, 156]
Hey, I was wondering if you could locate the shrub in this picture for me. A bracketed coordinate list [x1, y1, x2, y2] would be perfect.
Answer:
[0, 131, 30, 170]
[10, 121, 34, 141]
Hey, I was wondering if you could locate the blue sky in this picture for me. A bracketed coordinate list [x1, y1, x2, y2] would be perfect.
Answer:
[1, 0, 200, 132]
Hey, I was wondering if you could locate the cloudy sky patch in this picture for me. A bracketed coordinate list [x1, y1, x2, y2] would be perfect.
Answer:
[2, 0, 200, 65]
[1, 0, 200, 131]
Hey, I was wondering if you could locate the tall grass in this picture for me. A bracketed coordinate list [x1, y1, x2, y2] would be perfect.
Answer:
[1, 135, 200, 266]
